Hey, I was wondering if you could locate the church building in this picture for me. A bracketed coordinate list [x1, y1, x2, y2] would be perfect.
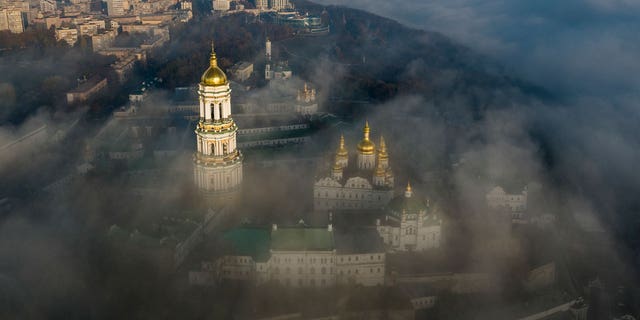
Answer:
[314, 122, 394, 212]
[376, 183, 442, 252]
[193, 43, 243, 204]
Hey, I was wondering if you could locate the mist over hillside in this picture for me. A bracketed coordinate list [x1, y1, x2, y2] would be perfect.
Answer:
[0, 0, 639, 318]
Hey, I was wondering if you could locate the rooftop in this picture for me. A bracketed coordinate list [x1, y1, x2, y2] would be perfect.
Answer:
[271, 225, 334, 251]
[222, 226, 271, 262]
[334, 227, 384, 254]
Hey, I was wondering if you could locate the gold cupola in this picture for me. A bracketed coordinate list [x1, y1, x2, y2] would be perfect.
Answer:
[337, 134, 348, 157]
[201, 41, 228, 86]
[357, 121, 375, 155]
[404, 181, 413, 198]
[377, 135, 388, 160]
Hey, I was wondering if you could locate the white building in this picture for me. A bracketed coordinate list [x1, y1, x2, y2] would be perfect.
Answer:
[210, 223, 386, 287]
[295, 82, 317, 115]
[229, 61, 253, 82]
[376, 183, 442, 252]
[486, 185, 528, 219]
[193, 43, 243, 205]
[106, 0, 128, 16]
[212, 0, 229, 12]
[269, 0, 290, 10]
[313, 122, 394, 212]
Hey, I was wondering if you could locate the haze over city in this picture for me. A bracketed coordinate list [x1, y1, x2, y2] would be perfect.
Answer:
[1, 0, 639, 319]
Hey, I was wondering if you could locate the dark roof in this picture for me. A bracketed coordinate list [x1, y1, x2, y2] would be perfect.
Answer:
[271, 226, 334, 251]
[331, 209, 386, 227]
[222, 226, 271, 262]
[334, 227, 384, 254]
[387, 194, 427, 215]
[399, 283, 440, 299]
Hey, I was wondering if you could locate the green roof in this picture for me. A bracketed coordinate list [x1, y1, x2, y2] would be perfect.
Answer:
[222, 227, 271, 262]
[271, 227, 334, 251]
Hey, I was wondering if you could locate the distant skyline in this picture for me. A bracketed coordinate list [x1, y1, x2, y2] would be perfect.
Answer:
[315, 0, 640, 99]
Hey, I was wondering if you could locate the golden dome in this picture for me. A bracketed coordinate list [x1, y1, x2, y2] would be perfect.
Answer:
[357, 121, 375, 155]
[201, 42, 228, 86]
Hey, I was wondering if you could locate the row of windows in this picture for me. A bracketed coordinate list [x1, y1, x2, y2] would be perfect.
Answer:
[273, 266, 332, 275]
[317, 191, 380, 201]
[272, 256, 334, 264]
[274, 278, 329, 287]
[338, 267, 382, 275]
[339, 255, 383, 263]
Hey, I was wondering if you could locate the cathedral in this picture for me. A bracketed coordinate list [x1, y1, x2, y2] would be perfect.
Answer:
[314, 122, 394, 211]
[376, 182, 442, 251]
[193, 43, 243, 204]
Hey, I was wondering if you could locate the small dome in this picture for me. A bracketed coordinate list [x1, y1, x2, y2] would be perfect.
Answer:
[357, 121, 375, 155]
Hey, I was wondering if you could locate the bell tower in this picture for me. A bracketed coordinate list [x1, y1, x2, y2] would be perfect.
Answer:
[193, 42, 243, 204]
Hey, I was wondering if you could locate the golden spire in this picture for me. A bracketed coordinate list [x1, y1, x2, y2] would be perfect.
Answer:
[209, 40, 218, 67]
[364, 120, 370, 140]
[337, 134, 348, 157]
[378, 135, 388, 159]
[404, 181, 413, 197]
[357, 121, 375, 155]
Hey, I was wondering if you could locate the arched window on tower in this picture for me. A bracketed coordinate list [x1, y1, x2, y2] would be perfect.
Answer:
[210, 103, 214, 120]
[210, 143, 215, 155]
[219, 103, 223, 119]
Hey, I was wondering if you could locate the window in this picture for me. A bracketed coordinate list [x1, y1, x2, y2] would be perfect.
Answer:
[298, 267, 303, 274]
[321, 267, 326, 274]
[310, 267, 315, 274]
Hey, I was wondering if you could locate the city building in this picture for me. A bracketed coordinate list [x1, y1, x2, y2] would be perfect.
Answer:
[254, 0, 268, 10]
[0, 8, 25, 33]
[229, 61, 253, 82]
[193, 43, 243, 204]
[106, 0, 127, 16]
[212, 0, 229, 12]
[39, 0, 56, 14]
[205, 223, 386, 287]
[91, 29, 117, 51]
[313, 122, 395, 212]
[66, 76, 108, 104]
[486, 185, 528, 219]
[376, 183, 443, 252]
[269, 0, 290, 11]
[55, 27, 78, 46]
